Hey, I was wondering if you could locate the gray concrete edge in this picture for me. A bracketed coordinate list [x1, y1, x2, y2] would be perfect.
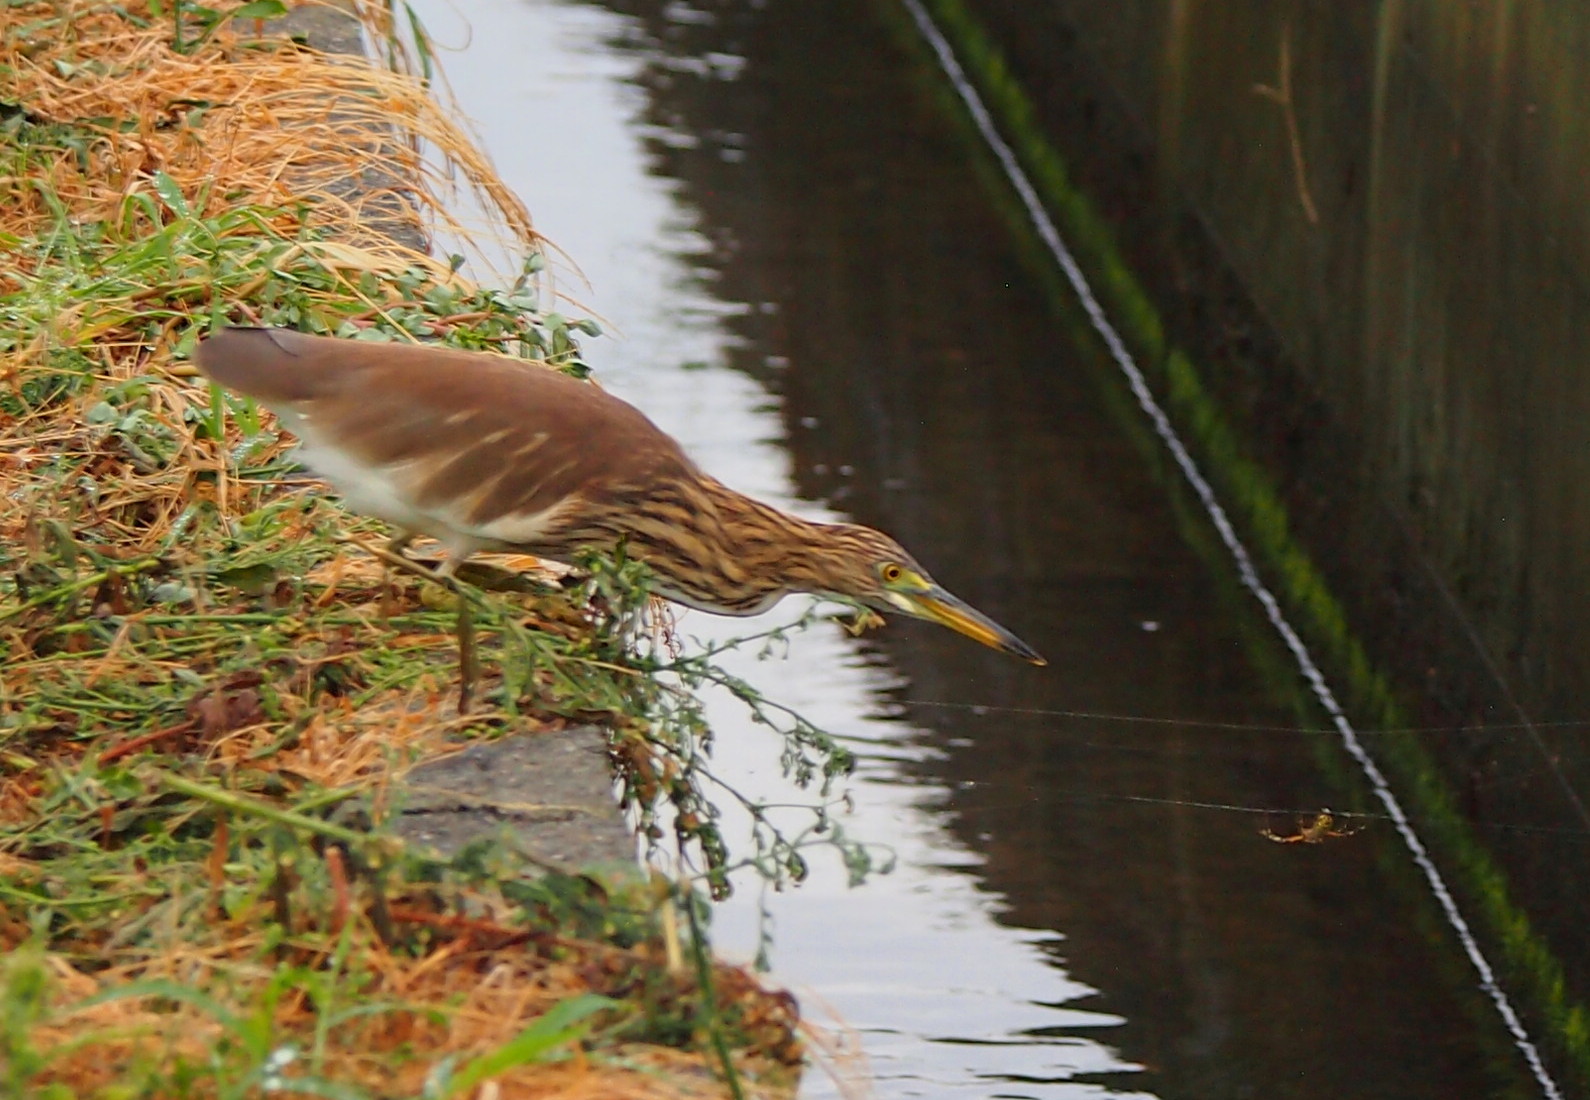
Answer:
[271, 1, 638, 874]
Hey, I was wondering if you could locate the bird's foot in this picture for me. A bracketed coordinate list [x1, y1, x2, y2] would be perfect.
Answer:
[839, 608, 887, 636]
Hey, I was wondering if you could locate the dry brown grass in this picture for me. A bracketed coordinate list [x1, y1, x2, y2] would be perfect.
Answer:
[20, 910, 801, 1099]
[0, 3, 802, 1096]
[0, 0, 569, 783]
[2, 0, 535, 263]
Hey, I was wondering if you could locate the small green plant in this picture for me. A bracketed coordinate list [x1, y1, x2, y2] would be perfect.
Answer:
[160, 0, 290, 55]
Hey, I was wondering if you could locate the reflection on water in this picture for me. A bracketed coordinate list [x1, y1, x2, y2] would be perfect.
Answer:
[408, 0, 1538, 1096]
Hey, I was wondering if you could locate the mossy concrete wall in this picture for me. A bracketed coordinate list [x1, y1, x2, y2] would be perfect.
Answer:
[970, 0, 1590, 721]
[927, 0, 1590, 1082]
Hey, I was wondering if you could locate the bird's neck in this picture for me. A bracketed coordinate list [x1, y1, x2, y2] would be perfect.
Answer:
[635, 475, 841, 616]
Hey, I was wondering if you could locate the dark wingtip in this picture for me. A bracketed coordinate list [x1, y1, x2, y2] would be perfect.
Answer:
[193, 327, 323, 401]
[194, 326, 301, 366]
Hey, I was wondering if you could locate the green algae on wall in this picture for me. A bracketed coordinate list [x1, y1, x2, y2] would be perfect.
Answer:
[888, 0, 1590, 1090]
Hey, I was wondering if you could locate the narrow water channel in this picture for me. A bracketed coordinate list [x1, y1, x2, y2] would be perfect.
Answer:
[408, 1, 1540, 1096]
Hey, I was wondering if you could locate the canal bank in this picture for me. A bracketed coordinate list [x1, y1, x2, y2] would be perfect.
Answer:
[0, 3, 803, 1095]
[905, 0, 1590, 1091]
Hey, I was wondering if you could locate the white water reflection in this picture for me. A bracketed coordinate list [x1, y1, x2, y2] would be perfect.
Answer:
[407, 1, 1148, 1094]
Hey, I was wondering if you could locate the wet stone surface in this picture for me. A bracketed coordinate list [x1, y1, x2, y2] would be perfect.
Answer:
[391, 727, 637, 872]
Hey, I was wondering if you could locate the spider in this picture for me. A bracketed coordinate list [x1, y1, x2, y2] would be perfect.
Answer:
[1261, 807, 1365, 845]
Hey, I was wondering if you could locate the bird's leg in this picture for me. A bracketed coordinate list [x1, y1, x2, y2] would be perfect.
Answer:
[380, 529, 416, 619]
[432, 539, 482, 712]
[455, 596, 477, 715]
[372, 544, 476, 712]
[434, 534, 481, 580]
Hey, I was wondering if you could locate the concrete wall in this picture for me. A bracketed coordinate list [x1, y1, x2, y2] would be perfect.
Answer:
[970, 0, 1590, 718]
[936, 0, 1590, 1078]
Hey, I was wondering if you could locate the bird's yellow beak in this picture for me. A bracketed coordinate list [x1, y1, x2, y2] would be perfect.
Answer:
[896, 586, 1046, 666]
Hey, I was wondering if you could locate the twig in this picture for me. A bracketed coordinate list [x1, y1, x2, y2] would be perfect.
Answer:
[99, 720, 196, 763]
[1253, 25, 1319, 226]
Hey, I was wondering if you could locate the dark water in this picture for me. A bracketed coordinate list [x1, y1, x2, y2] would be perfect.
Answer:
[411, 0, 1542, 1095]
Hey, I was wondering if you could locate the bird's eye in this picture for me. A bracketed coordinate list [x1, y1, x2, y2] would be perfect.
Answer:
[881, 563, 904, 583]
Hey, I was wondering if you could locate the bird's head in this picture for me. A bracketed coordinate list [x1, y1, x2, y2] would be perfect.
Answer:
[813, 525, 1046, 666]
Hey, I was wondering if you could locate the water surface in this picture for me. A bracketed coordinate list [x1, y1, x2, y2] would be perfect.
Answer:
[409, 1, 1537, 1095]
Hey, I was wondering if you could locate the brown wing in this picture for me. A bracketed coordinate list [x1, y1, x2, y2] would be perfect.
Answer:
[193, 327, 699, 528]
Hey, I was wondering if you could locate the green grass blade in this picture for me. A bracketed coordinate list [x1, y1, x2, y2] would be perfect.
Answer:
[441, 995, 621, 1096]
